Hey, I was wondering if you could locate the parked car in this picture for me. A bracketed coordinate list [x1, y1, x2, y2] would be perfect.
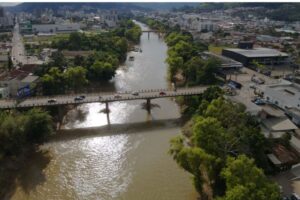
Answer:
[254, 99, 266, 105]
[114, 94, 122, 99]
[79, 95, 86, 99]
[131, 91, 139, 96]
[159, 91, 166, 96]
[48, 99, 57, 103]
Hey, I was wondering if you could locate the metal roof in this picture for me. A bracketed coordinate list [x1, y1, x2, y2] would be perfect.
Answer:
[223, 47, 289, 58]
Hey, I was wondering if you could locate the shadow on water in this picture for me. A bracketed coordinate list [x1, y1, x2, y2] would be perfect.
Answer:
[53, 118, 181, 142]
[2, 149, 50, 200]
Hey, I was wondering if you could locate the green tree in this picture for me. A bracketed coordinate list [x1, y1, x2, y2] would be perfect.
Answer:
[220, 155, 280, 200]
[90, 61, 115, 81]
[170, 136, 218, 198]
[165, 32, 192, 47]
[24, 108, 54, 143]
[41, 67, 65, 95]
[74, 55, 85, 66]
[64, 66, 88, 91]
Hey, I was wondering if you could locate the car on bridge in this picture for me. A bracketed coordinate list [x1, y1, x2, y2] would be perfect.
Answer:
[131, 91, 139, 96]
[114, 94, 122, 99]
[74, 96, 84, 101]
[48, 99, 57, 103]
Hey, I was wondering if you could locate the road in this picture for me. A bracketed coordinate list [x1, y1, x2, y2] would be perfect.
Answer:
[11, 19, 43, 67]
[0, 86, 208, 109]
[11, 20, 26, 67]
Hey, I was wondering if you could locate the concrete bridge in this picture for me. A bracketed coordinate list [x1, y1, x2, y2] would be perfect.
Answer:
[142, 30, 165, 39]
[0, 86, 207, 111]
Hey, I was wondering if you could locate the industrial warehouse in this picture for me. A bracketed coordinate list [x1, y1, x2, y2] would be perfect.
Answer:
[222, 42, 289, 67]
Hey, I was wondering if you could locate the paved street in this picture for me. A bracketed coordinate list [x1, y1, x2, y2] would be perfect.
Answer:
[11, 20, 43, 67]
[11, 20, 26, 67]
[0, 86, 207, 109]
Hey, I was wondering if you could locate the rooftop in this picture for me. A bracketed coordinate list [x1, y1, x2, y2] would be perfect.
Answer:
[223, 47, 288, 58]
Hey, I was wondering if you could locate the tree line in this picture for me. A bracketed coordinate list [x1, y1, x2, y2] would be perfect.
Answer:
[36, 19, 141, 95]
[170, 86, 280, 200]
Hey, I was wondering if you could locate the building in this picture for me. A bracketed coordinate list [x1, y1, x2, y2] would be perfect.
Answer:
[32, 23, 81, 34]
[261, 80, 300, 110]
[259, 80, 300, 127]
[21, 22, 81, 34]
[267, 144, 299, 171]
[0, 69, 39, 97]
[0, 7, 13, 31]
[222, 43, 289, 67]
[0, 87, 9, 98]
[259, 104, 298, 138]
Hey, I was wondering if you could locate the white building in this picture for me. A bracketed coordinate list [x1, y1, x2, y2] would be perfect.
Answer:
[32, 23, 81, 34]
[0, 87, 9, 98]
[259, 80, 300, 126]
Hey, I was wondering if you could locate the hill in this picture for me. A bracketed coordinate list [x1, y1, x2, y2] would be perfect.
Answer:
[7, 2, 148, 13]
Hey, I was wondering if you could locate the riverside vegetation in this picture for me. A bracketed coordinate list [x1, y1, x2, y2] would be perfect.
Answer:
[136, 16, 220, 86]
[34, 19, 142, 95]
[0, 108, 54, 197]
[137, 16, 281, 199]
[171, 86, 281, 199]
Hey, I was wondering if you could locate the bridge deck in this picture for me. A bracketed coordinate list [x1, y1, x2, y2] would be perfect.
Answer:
[0, 87, 207, 109]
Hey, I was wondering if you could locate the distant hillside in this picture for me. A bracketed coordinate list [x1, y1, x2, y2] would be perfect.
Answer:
[135, 3, 198, 10]
[174, 3, 294, 12]
[7, 2, 148, 13]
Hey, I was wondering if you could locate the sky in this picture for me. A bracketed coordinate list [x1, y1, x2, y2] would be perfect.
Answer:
[0, 3, 20, 7]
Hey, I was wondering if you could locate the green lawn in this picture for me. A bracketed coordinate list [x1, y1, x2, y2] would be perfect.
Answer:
[208, 45, 234, 55]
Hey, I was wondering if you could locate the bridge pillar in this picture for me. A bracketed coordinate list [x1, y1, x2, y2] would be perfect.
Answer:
[57, 105, 65, 130]
[105, 102, 110, 125]
[148, 32, 150, 39]
[146, 98, 151, 113]
[105, 102, 109, 113]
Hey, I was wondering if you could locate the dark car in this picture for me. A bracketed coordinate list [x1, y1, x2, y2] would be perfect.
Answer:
[79, 95, 86, 99]
[159, 91, 166, 96]
[48, 99, 57, 103]
[74, 96, 83, 101]
[254, 99, 266, 105]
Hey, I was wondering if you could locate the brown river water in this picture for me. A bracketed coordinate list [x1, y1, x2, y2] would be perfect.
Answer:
[10, 21, 197, 200]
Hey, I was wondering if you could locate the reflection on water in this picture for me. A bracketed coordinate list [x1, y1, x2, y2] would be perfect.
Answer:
[10, 21, 197, 200]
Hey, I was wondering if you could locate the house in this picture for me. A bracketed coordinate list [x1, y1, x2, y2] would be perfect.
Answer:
[259, 104, 298, 138]
[267, 144, 299, 171]
[0, 69, 39, 97]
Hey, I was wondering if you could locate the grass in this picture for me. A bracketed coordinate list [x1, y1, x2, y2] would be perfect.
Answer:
[23, 33, 70, 43]
[208, 45, 234, 55]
